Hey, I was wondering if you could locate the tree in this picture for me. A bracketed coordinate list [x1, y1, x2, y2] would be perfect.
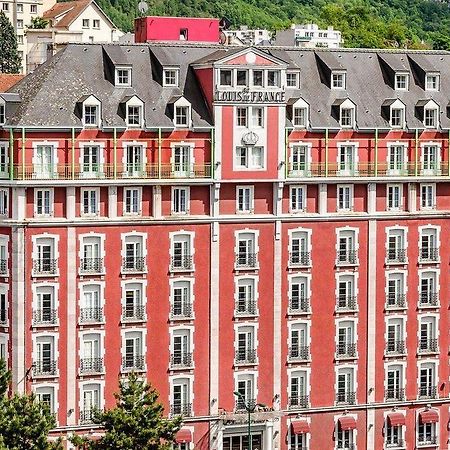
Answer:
[0, 359, 62, 450]
[0, 11, 21, 73]
[27, 16, 49, 29]
[71, 373, 181, 450]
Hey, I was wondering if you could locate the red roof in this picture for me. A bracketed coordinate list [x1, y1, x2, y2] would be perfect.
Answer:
[338, 416, 357, 430]
[175, 429, 192, 443]
[387, 412, 405, 427]
[291, 420, 310, 434]
[0, 74, 24, 92]
[43, 0, 92, 28]
[419, 409, 439, 424]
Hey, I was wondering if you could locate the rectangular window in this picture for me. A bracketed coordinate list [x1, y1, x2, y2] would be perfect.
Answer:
[236, 186, 253, 213]
[219, 69, 232, 86]
[235, 146, 264, 170]
[338, 145, 357, 174]
[164, 69, 178, 87]
[252, 107, 263, 127]
[336, 368, 355, 404]
[424, 108, 438, 128]
[83, 105, 99, 126]
[388, 145, 406, 174]
[421, 184, 435, 209]
[340, 108, 354, 127]
[236, 232, 257, 269]
[387, 184, 402, 210]
[171, 281, 192, 318]
[236, 70, 248, 86]
[290, 185, 306, 213]
[236, 107, 248, 127]
[17, 19, 23, 29]
[124, 188, 140, 215]
[332, 72, 346, 89]
[0, 104, 5, 124]
[267, 70, 280, 87]
[252, 70, 263, 87]
[2, 3, 9, 11]
[127, 105, 141, 127]
[175, 106, 189, 127]
[422, 145, 439, 174]
[395, 73, 408, 90]
[81, 145, 100, 175]
[293, 107, 307, 127]
[390, 108, 404, 128]
[425, 74, 439, 91]
[286, 72, 299, 88]
[0, 189, 7, 215]
[82, 189, 98, 215]
[337, 185, 353, 211]
[35, 189, 52, 216]
[418, 422, 436, 446]
[93, 19, 100, 29]
[172, 187, 189, 214]
[82, 19, 89, 28]
[116, 68, 131, 86]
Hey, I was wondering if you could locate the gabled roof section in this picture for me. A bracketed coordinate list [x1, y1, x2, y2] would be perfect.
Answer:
[102, 45, 130, 66]
[378, 53, 410, 72]
[0, 74, 24, 93]
[407, 54, 438, 73]
[315, 51, 346, 71]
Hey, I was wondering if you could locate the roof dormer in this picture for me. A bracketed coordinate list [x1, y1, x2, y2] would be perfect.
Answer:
[163, 66, 180, 87]
[115, 66, 132, 87]
[332, 98, 356, 129]
[407, 54, 440, 91]
[314, 52, 346, 90]
[378, 54, 410, 91]
[394, 72, 409, 91]
[289, 98, 309, 128]
[169, 96, 192, 129]
[382, 99, 406, 129]
[77, 94, 102, 128]
[416, 99, 439, 129]
[120, 95, 144, 128]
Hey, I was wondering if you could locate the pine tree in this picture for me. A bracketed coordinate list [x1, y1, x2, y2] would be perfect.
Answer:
[0, 10, 22, 73]
[71, 373, 182, 450]
[0, 359, 62, 449]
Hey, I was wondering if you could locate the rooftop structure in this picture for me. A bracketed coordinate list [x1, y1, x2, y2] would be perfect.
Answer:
[275, 23, 343, 48]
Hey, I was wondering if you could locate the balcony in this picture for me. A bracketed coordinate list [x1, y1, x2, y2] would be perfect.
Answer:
[336, 343, 357, 359]
[235, 398, 256, 412]
[336, 296, 357, 312]
[235, 300, 257, 317]
[336, 250, 358, 266]
[419, 292, 438, 308]
[386, 249, 406, 264]
[288, 297, 310, 315]
[121, 355, 145, 372]
[234, 349, 257, 365]
[79, 409, 97, 424]
[121, 305, 146, 322]
[0, 309, 6, 326]
[32, 309, 57, 326]
[170, 352, 193, 369]
[170, 402, 192, 417]
[288, 345, 310, 362]
[79, 258, 104, 275]
[79, 307, 104, 323]
[385, 339, 406, 356]
[0, 259, 7, 275]
[337, 444, 355, 450]
[419, 247, 439, 263]
[418, 338, 438, 354]
[289, 251, 311, 267]
[170, 302, 193, 320]
[235, 253, 258, 270]
[336, 391, 356, 405]
[288, 395, 309, 409]
[32, 259, 58, 276]
[418, 386, 437, 399]
[386, 438, 405, 448]
[121, 256, 146, 273]
[13, 163, 212, 181]
[417, 436, 437, 447]
[385, 388, 405, 401]
[80, 357, 104, 374]
[386, 294, 406, 310]
[170, 255, 193, 272]
[32, 360, 57, 377]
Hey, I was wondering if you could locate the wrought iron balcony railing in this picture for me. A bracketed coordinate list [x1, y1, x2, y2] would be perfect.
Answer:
[0, 309, 6, 326]
[80, 357, 104, 374]
[418, 386, 437, 399]
[170, 256, 194, 271]
[32, 360, 57, 377]
[385, 388, 405, 401]
[170, 403, 192, 416]
[336, 343, 357, 359]
[337, 250, 358, 265]
[419, 247, 439, 262]
[419, 292, 438, 307]
[170, 352, 193, 369]
[234, 398, 256, 412]
[121, 355, 145, 371]
[336, 391, 356, 405]
[288, 297, 310, 314]
[386, 294, 406, 309]
[288, 345, 310, 361]
[234, 349, 257, 365]
[79, 307, 104, 323]
[385, 438, 404, 448]
[121, 305, 146, 322]
[32, 259, 58, 275]
[417, 436, 437, 447]
[79, 258, 104, 274]
[0, 259, 7, 275]
[121, 257, 146, 273]
[32, 309, 57, 325]
[288, 395, 309, 409]
[170, 302, 193, 319]
[289, 251, 311, 267]
[235, 253, 258, 269]
[235, 299, 257, 316]
[385, 340, 406, 355]
[79, 409, 98, 424]
[386, 249, 406, 264]
[418, 338, 438, 354]
[336, 296, 357, 312]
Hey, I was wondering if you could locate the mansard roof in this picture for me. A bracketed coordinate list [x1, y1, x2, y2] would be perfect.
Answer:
[4, 42, 450, 130]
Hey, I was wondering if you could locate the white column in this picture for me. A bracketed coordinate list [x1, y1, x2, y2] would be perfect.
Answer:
[211, 183, 220, 217]
[273, 182, 283, 217]
[12, 187, 25, 221]
[318, 183, 327, 215]
[264, 420, 275, 450]
[152, 186, 162, 218]
[366, 219, 377, 450]
[108, 186, 117, 219]
[66, 187, 76, 220]
[408, 183, 417, 213]
[367, 183, 377, 214]
[11, 226, 25, 392]
[214, 106, 222, 181]
[209, 221, 220, 415]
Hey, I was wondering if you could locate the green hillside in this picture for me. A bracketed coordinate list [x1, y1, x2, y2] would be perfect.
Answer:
[97, 0, 450, 50]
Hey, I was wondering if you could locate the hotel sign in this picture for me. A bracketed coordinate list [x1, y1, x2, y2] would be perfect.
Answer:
[214, 90, 286, 103]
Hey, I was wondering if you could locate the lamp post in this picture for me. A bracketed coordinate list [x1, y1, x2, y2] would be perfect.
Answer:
[233, 391, 265, 450]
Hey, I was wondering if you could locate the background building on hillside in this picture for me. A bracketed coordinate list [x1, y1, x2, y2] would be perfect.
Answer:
[222, 26, 272, 46]
[0, 0, 56, 73]
[26, 0, 122, 73]
[275, 23, 342, 48]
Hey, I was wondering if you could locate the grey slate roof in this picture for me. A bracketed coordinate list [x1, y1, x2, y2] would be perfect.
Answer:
[4, 42, 450, 130]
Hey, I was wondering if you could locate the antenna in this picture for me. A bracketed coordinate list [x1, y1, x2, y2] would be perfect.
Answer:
[138, 1, 148, 15]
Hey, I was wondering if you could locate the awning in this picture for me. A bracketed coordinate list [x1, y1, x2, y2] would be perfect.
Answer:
[291, 420, 310, 434]
[338, 416, 357, 431]
[387, 412, 405, 427]
[420, 410, 439, 424]
[175, 429, 192, 444]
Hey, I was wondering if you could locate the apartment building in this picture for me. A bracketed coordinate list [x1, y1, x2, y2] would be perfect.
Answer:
[0, 42, 449, 450]
[275, 23, 343, 48]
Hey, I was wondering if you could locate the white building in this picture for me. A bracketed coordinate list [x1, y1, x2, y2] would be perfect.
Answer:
[1, 0, 56, 73]
[275, 23, 342, 48]
[223, 26, 272, 46]
[26, 0, 123, 73]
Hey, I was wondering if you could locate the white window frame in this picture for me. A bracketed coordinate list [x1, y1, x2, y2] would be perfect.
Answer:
[123, 187, 142, 216]
[236, 185, 254, 214]
[387, 142, 407, 175]
[424, 104, 439, 129]
[420, 142, 441, 175]
[289, 185, 307, 213]
[115, 67, 132, 87]
[286, 71, 300, 88]
[420, 184, 436, 210]
[81, 187, 100, 217]
[0, 101, 5, 125]
[331, 71, 346, 90]
[339, 99, 356, 129]
[425, 73, 439, 92]
[125, 96, 144, 128]
[0, 236, 9, 278]
[234, 146, 265, 170]
[0, 189, 8, 216]
[79, 141, 105, 177]
[34, 188, 54, 217]
[0, 141, 8, 178]
[171, 186, 190, 215]
[387, 184, 403, 211]
[389, 100, 406, 129]
[34, 384, 59, 416]
[395, 73, 409, 91]
[82, 96, 101, 128]
[173, 98, 191, 128]
[292, 98, 309, 128]
[163, 68, 180, 87]
[337, 184, 354, 212]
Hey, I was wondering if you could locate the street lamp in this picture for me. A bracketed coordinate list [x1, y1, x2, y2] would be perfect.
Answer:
[233, 391, 265, 450]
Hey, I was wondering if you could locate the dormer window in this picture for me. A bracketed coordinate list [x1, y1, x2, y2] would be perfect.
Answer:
[286, 72, 300, 88]
[332, 72, 346, 89]
[163, 69, 179, 87]
[391, 107, 405, 128]
[172, 97, 191, 128]
[267, 70, 280, 87]
[340, 107, 354, 128]
[127, 106, 142, 127]
[220, 69, 232, 87]
[424, 106, 438, 129]
[395, 73, 408, 91]
[0, 102, 4, 125]
[80, 95, 101, 128]
[84, 105, 99, 126]
[115, 67, 131, 87]
[292, 98, 309, 128]
[425, 73, 439, 91]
